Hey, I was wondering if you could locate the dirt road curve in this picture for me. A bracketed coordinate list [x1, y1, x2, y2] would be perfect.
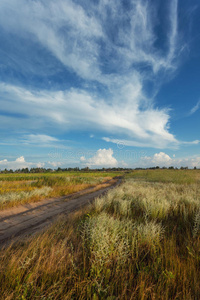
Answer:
[0, 178, 121, 246]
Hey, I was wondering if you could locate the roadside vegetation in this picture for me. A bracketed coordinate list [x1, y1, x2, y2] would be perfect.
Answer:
[0, 171, 121, 210]
[1, 169, 200, 299]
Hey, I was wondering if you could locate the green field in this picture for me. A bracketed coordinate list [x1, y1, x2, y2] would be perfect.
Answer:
[1, 169, 200, 299]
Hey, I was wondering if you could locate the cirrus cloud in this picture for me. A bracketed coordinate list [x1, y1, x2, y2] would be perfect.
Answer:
[0, 0, 197, 159]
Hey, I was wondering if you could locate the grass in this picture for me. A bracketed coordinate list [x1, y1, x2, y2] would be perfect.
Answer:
[0, 169, 200, 299]
[0, 171, 121, 210]
[125, 168, 200, 184]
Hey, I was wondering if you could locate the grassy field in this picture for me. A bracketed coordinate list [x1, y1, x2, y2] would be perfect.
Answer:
[125, 168, 200, 184]
[0, 171, 121, 210]
[1, 169, 200, 299]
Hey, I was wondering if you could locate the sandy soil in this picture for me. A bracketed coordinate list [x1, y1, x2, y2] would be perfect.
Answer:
[0, 178, 121, 246]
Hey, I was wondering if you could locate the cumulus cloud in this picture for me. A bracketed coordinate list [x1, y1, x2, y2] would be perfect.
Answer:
[15, 156, 26, 163]
[141, 152, 172, 166]
[47, 161, 62, 168]
[0, 156, 44, 170]
[139, 152, 200, 168]
[153, 152, 172, 163]
[80, 148, 118, 167]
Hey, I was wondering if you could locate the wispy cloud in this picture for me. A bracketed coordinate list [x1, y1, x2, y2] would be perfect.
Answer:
[0, 82, 177, 149]
[0, 0, 181, 82]
[21, 134, 69, 148]
[0, 0, 191, 151]
[167, 0, 178, 65]
[103, 137, 200, 149]
[189, 100, 200, 115]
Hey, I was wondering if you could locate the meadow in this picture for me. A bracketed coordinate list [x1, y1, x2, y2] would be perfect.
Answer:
[0, 171, 120, 210]
[1, 169, 200, 299]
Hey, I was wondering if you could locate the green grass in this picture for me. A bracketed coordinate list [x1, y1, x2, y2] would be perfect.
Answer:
[0, 171, 122, 181]
[125, 169, 200, 184]
[0, 170, 200, 299]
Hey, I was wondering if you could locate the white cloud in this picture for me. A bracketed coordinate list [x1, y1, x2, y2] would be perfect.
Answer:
[47, 161, 62, 167]
[141, 152, 172, 167]
[139, 152, 200, 168]
[80, 148, 118, 167]
[37, 162, 45, 168]
[15, 156, 26, 163]
[0, 156, 44, 170]
[0, 83, 178, 149]
[0, 159, 8, 163]
[21, 134, 67, 148]
[153, 152, 172, 163]
[23, 134, 59, 144]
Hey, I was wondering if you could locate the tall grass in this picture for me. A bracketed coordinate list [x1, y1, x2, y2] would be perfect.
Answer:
[0, 172, 118, 209]
[0, 187, 53, 209]
[1, 174, 200, 299]
[125, 168, 200, 184]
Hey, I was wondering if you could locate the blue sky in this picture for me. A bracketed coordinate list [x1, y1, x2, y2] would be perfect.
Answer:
[0, 0, 200, 169]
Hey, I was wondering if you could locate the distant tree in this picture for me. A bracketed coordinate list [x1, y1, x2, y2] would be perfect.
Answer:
[74, 167, 80, 171]
[22, 168, 29, 173]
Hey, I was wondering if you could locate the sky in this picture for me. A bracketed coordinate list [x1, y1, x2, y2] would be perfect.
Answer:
[0, 0, 200, 169]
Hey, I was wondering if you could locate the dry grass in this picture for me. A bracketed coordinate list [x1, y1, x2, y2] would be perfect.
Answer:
[1, 170, 200, 299]
[0, 172, 119, 210]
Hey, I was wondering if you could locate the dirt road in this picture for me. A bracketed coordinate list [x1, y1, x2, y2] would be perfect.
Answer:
[0, 178, 121, 246]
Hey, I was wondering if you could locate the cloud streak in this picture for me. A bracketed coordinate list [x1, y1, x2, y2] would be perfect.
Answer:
[190, 100, 200, 115]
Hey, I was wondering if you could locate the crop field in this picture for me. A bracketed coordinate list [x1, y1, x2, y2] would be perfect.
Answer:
[0, 171, 120, 210]
[1, 169, 200, 299]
